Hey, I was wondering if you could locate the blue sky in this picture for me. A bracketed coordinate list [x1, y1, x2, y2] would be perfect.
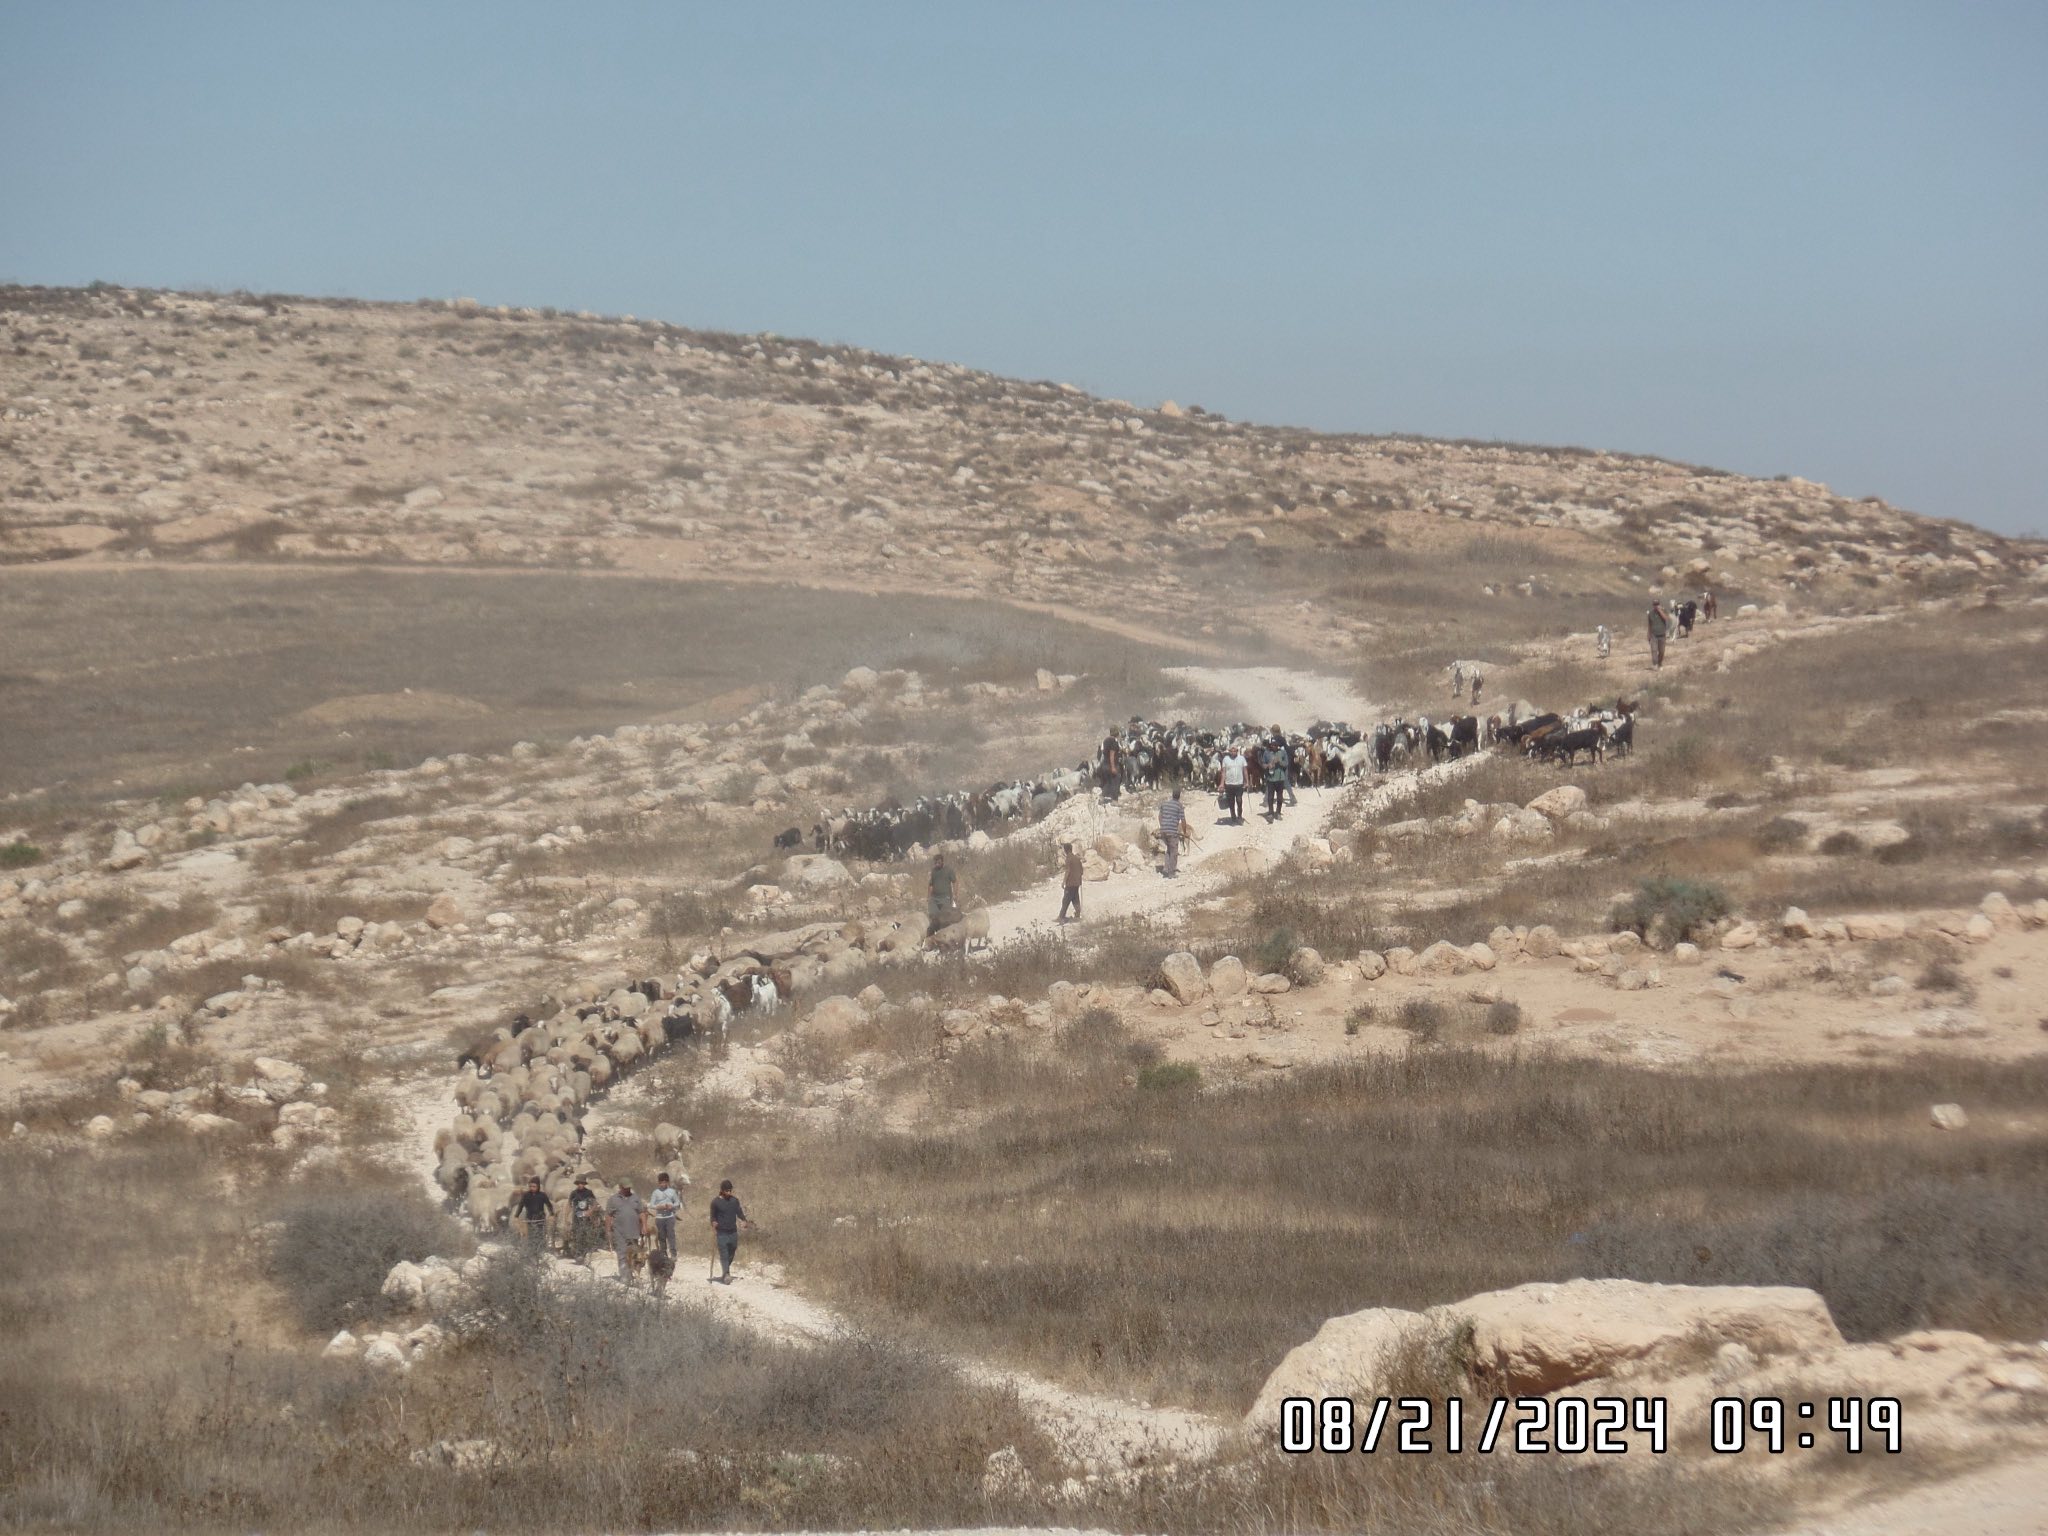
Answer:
[3, 2, 2043, 534]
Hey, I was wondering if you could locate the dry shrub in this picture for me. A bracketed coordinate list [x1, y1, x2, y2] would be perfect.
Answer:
[270, 1172, 474, 1331]
[724, 1050, 2048, 1412]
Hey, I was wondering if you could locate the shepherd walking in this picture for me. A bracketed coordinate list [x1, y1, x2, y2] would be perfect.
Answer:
[1158, 787, 1185, 878]
[1057, 840, 1084, 922]
[709, 1179, 752, 1283]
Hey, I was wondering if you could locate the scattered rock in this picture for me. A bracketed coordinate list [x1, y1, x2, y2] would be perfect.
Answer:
[1355, 950, 1387, 981]
[1209, 955, 1249, 1000]
[1525, 785, 1588, 821]
[806, 995, 866, 1037]
[424, 892, 464, 929]
[1718, 922, 1759, 950]
[323, 1329, 363, 1361]
[104, 828, 149, 870]
[1781, 906, 1815, 939]
[1250, 1280, 1841, 1423]
[1930, 1103, 1968, 1131]
[1524, 925, 1561, 959]
[381, 1260, 427, 1310]
[1160, 952, 1206, 1005]
[1287, 946, 1325, 986]
[1414, 940, 1472, 977]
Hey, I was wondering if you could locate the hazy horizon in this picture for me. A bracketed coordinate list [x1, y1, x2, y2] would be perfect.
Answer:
[4, 2, 2042, 537]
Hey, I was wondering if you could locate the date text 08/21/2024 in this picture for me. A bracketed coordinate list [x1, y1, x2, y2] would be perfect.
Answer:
[1278, 1396, 1904, 1456]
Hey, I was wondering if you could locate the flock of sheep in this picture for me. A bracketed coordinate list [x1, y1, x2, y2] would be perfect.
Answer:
[434, 970, 778, 1233]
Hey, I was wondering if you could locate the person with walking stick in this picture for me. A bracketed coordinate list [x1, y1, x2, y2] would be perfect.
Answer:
[708, 1178, 752, 1284]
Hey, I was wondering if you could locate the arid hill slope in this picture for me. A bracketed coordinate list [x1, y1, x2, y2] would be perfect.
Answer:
[3, 284, 2038, 633]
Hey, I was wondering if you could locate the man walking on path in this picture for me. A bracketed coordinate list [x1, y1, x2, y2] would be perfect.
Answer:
[709, 1179, 751, 1283]
[566, 1174, 602, 1262]
[1158, 788, 1186, 878]
[1218, 743, 1247, 824]
[1262, 736, 1289, 820]
[511, 1177, 553, 1254]
[604, 1180, 647, 1284]
[1647, 599, 1671, 669]
[927, 852, 959, 929]
[647, 1170, 682, 1259]
[1273, 724, 1297, 807]
[1057, 841, 1084, 922]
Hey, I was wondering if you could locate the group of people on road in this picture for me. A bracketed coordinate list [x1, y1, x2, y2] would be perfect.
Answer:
[507, 1173, 752, 1290]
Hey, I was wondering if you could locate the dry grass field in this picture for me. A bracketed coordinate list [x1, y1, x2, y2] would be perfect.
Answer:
[667, 1027, 2048, 1413]
[0, 565, 1185, 799]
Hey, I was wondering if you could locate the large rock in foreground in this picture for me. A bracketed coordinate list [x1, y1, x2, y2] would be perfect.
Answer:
[1248, 1279, 1842, 1423]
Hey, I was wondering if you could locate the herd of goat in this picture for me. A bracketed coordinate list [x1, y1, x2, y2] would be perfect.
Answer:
[442, 697, 1642, 1230]
[788, 700, 1638, 862]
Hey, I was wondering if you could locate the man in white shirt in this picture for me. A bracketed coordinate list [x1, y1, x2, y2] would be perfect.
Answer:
[1218, 746, 1248, 824]
[647, 1170, 683, 1259]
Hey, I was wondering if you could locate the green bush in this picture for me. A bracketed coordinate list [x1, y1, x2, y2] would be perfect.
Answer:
[0, 840, 42, 870]
[1610, 877, 1731, 943]
[270, 1177, 472, 1331]
[1136, 1061, 1200, 1093]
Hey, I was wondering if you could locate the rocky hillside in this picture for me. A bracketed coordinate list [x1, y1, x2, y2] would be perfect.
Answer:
[3, 284, 2037, 623]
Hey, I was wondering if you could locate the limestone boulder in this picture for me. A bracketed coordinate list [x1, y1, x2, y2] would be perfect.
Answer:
[1414, 940, 1472, 977]
[1455, 1280, 1841, 1395]
[1288, 946, 1326, 987]
[105, 828, 149, 871]
[1248, 1279, 1843, 1424]
[1209, 955, 1249, 1000]
[1781, 906, 1816, 940]
[1524, 925, 1561, 959]
[1159, 952, 1205, 1005]
[1718, 922, 1759, 950]
[806, 995, 866, 1038]
[1355, 950, 1387, 981]
[424, 892, 464, 930]
[323, 1329, 363, 1361]
[1251, 972, 1291, 995]
[1525, 785, 1588, 822]
[381, 1260, 427, 1310]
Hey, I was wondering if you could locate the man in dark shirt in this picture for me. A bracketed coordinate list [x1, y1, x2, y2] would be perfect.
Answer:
[511, 1177, 553, 1253]
[927, 853, 959, 928]
[708, 1179, 752, 1284]
[566, 1175, 602, 1262]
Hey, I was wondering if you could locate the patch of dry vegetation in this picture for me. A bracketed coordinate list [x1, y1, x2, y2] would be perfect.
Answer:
[700, 1041, 2048, 1413]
